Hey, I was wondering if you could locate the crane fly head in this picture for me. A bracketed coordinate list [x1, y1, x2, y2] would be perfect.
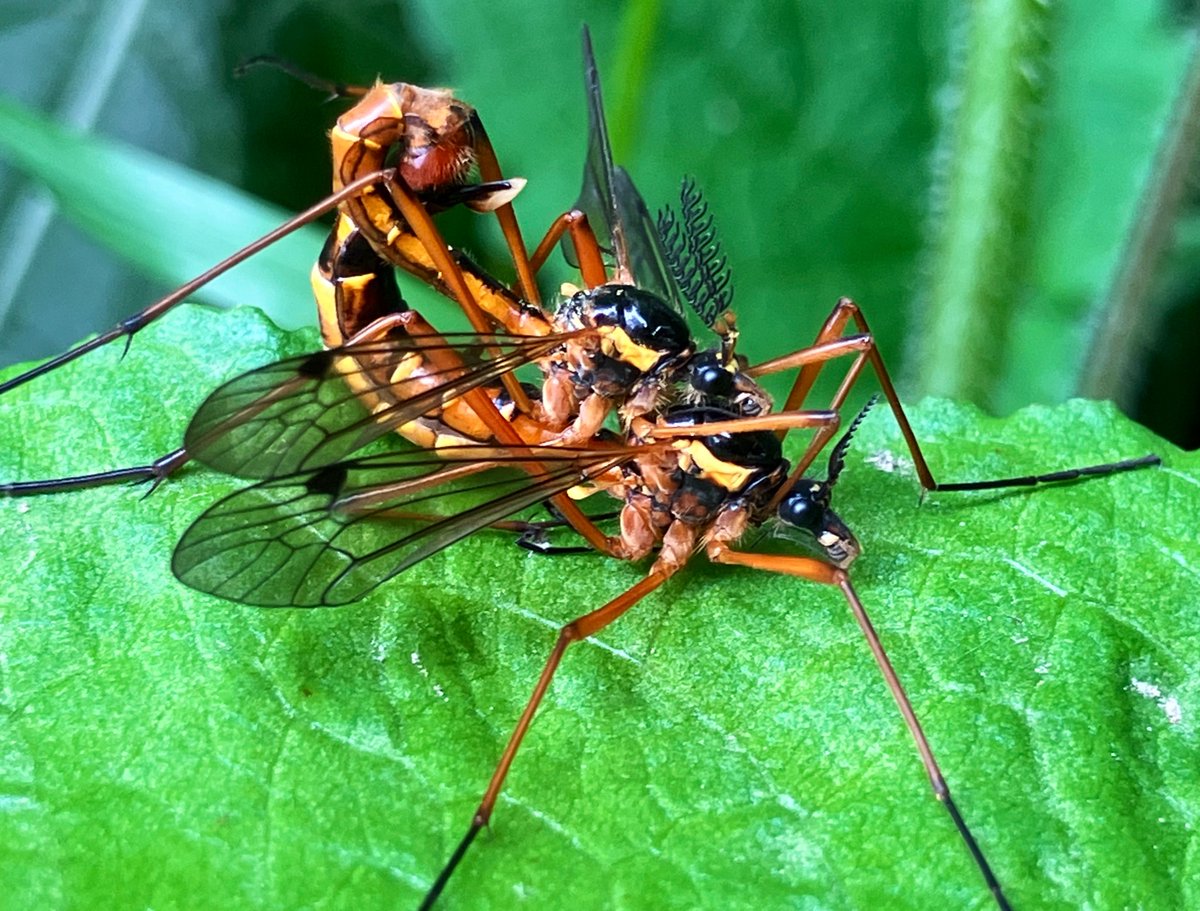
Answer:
[774, 395, 880, 569]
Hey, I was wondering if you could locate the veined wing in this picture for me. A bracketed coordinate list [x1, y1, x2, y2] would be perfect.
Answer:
[184, 331, 574, 479]
[172, 442, 635, 607]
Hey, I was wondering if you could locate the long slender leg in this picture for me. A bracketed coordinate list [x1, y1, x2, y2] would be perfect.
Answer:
[750, 332, 876, 481]
[527, 210, 610, 289]
[352, 190, 611, 411]
[645, 408, 840, 440]
[469, 127, 541, 306]
[379, 178, 540, 413]
[419, 571, 671, 909]
[0, 169, 396, 396]
[746, 299, 925, 480]
[0, 448, 190, 497]
[707, 543, 1013, 911]
[749, 297, 863, 413]
[929, 455, 1162, 491]
[513, 536, 604, 557]
[747, 298, 1160, 493]
[1, 308, 432, 497]
[232, 55, 372, 98]
[514, 504, 621, 556]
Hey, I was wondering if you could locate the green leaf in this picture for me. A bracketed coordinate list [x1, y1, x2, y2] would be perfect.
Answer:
[2, 305, 1197, 911]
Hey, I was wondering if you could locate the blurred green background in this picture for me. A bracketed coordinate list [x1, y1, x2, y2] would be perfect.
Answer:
[0, 0, 1197, 447]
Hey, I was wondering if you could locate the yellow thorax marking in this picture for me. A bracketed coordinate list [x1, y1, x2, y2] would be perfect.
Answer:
[566, 483, 602, 500]
[673, 440, 754, 492]
[600, 326, 661, 372]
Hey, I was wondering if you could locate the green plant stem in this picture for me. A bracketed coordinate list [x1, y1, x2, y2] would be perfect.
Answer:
[912, 0, 1052, 406]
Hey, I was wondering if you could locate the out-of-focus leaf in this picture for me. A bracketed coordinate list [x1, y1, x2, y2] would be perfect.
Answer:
[0, 0, 244, 362]
[0, 96, 321, 333]
[1002, 1, 1194, 410]
[1, 305, 1195, 910]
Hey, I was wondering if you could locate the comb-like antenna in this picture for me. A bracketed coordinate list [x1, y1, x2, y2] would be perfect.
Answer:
[657, 178, 733, 327]
[827, 394, 879, 487]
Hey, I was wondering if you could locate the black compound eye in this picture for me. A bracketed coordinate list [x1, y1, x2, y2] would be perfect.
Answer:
[778, 483, 827, 531]
[693, 364, 733, 397]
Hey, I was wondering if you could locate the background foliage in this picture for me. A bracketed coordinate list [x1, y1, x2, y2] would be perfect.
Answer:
[1, 2, 1199, 910]
[1, 1, 1198, 443]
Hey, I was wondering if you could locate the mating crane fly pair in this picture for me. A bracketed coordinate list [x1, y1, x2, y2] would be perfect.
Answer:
[0, 28, 1162, 911]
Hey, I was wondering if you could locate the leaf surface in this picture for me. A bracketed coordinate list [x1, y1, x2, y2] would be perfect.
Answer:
[1, 306, 1196, 911]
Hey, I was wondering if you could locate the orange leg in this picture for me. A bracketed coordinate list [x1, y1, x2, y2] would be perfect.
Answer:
[706, 542, 1013, 911]
[753, 334, 875, 491]
[419, 571, 671, 909]
[380, 180, 542, 415]
[645, 408, 840, 440]
[334, 309, 626, 559]
[749, 297, 865, 413]
[2, 308, 441, 497]
[469, 128, 541, 306]
[747, 298, 1160, 495]
[378, 185, 647, 455]
[527, 209, 610, 289]
[746, 298, 924, 482]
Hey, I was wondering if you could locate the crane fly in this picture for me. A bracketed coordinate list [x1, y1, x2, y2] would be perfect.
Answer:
[0, 25, 1177, 911]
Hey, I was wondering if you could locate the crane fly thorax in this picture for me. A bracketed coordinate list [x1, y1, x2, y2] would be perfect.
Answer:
[552, 284, 694, 402]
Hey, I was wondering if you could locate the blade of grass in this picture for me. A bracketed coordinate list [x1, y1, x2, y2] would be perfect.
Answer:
[0, 96, 321, 331]
[0, 0, 149, 328]
[1080, 37, 1200, 407]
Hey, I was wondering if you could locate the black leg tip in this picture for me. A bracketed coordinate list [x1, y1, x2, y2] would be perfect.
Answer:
[418, 822, 482, 910]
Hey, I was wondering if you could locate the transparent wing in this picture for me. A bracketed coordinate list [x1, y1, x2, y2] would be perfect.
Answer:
[565, 28, 685, 312]
[183, 331, 570, 479]
[172, 443, 634, 607]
